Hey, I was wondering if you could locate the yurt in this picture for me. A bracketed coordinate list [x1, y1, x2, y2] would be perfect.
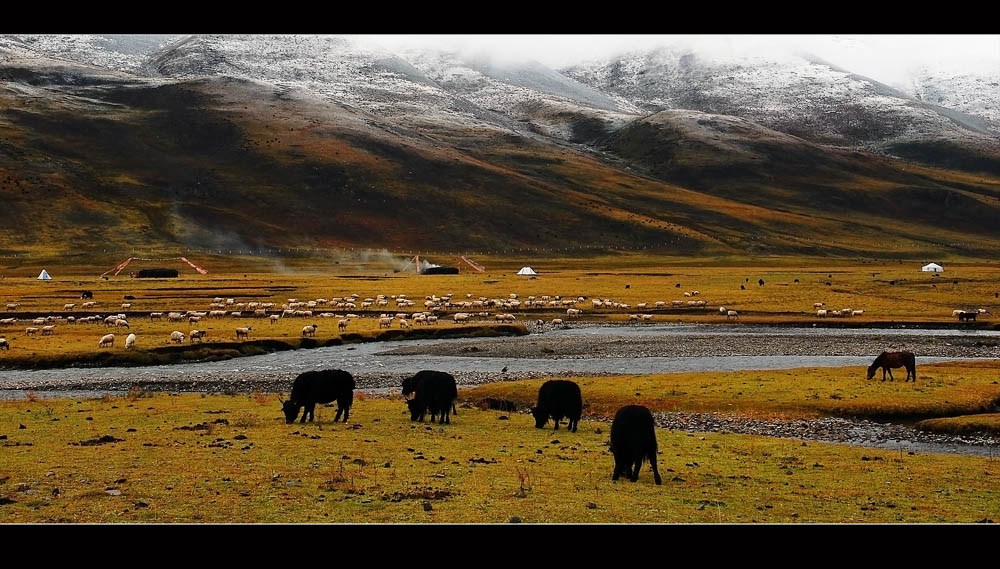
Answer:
[921, 263, 943, 273]
[516, 266, 538, 276]
[37, 269, 52, 280]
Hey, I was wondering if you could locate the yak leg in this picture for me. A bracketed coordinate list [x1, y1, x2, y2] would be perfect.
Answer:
[648, 450, 662, 485]
[888, 368, 895, 381]
[300, 403, 311, 423]
[553, 416, 560, 431]
[612, 456, 624, 481]
[631, 458, 642, 482]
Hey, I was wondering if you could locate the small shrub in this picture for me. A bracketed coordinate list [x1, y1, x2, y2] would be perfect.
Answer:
[231, 412, 261, 428]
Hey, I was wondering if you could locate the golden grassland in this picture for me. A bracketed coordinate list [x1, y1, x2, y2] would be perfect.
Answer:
[917, 414, 1000, 436]
[465, 362, 1000, 422]
[1, 394, 998, 523]
[1, 255, 997, 365]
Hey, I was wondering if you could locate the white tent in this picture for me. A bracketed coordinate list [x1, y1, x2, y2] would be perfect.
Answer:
[516, 266, 537, 276]
[37, 269, 51, 280]
[921, 263, 943, 273]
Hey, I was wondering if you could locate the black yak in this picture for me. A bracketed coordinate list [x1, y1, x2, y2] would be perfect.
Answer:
[610, 405, 662, 485]
[402, 370, 457, 425]
[280, 369, 355, 424]
[531, 380, 582, 432]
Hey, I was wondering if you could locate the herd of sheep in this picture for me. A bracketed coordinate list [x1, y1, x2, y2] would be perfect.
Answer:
[1, 284, 994, 356]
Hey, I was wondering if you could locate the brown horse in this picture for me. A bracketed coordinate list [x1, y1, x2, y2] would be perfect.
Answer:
[866, 351, 916, 382]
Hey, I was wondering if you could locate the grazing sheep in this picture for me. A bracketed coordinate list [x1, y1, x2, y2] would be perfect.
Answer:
[337, 319, 349, 332]
[852, 310, 865, 317]
[99, 333, 114, 348]
[25, 327, 39, 336]
[270, 314, 280, 324]
[727, 310, 739, 320]
[189, 316, 201, 324]
[121, 303, 132, 310]
[378, 317, 392, 329]
[170, 331, 185, 344]
[301, 324, 319, 337]
[814, 302, 825, 309]
[0, 318, 15, 325]
[0, 337, 8, 350]
[817, 309, 828, 318]
[150, 312, 163, 321]
[33, 317, 46, 325]
[41, 325, 56, 335]
[64, 303, 76, 310]
[566, 308, 581, 318]
[115, 319, 130, 329]
[189, 330, 206, 343]
[399, 319, 410, 329]
[453, 313, 470, 324]
[125, 333, 136, 350]
[719, 306, 727, 314]
[6, 303, 19, 311]
[610, 405, 662, 485]
[551, 318, 564, 326]
[236, 327, 252, 340]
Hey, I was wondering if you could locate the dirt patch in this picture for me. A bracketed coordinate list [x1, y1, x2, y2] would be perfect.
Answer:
[382, 487, 453, 502]
[70, 434, 124, 446]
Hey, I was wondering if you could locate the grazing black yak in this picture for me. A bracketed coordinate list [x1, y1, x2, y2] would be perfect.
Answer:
[610, 405, 662, 485]
[402, 370, 457, 424]
[280, 369, 355, 424]
[531, 380, 582, 432]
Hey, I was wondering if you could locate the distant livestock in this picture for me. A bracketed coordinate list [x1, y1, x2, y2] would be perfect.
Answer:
[170, 331, 185, 344]
[302, 324, 319, 337]
[189, 330, 206, 343]
[41, 325, 56, 335]
[610, 405, 662, 485]
[280, 369, 355, 424]
[125, 333, 136, 350]
[402, 370, 458, 425]
[81, 290, 93, 299]
[532, 380, 582, 433]
[236, 327, 252, 340]
[99, 334, 114, 348]
[958, 311, 977, 322]
[338, 319, 349, 332]
[727, 310, 739, 320]
[867, 351, 916, 382]
[25, 327, 38, 336]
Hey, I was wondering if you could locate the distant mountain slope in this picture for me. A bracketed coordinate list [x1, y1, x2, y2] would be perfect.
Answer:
[1, 36, 999, 258]
[561, 47, 999, 157]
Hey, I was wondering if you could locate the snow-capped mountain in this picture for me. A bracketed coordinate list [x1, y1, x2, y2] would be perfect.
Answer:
[0, 34, 179, 73]
[560, 46, 998, 149]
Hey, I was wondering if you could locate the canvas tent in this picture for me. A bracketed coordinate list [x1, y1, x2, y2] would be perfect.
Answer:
[516, 266, 537, 276]
[921, 263, 943, 273]
[37, 269, 51, 280]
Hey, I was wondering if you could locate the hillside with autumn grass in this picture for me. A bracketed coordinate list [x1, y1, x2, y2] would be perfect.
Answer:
[1, 35, 998, 259]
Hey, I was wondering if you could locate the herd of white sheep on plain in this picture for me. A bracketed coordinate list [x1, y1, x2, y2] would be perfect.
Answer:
[1, 277, 995, 357]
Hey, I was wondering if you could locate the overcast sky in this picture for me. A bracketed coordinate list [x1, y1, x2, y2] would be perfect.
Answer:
[357, 34, 999, 86]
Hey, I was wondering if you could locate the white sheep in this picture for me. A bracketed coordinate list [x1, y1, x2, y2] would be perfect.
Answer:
[125, 333, 136, 350]
[25, 327, 39, 336]
[302, 324, 319, 337]
[41, 325, 56, 335]
[190, 330, 206, 343]
[337, 319, 349, 332]
[0, 337, 9, 350]
[99, 333, 115, 348]
[817, 309, 827, 317]
[170, 331, 185, 343]
[64, 303, 76, 310]
[270, 314, 280, 324]
[236, 327, 252, 340]
[727, 310, 739, 320]
[551, 318, 564, 326]
[378, 317, 392, 329]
